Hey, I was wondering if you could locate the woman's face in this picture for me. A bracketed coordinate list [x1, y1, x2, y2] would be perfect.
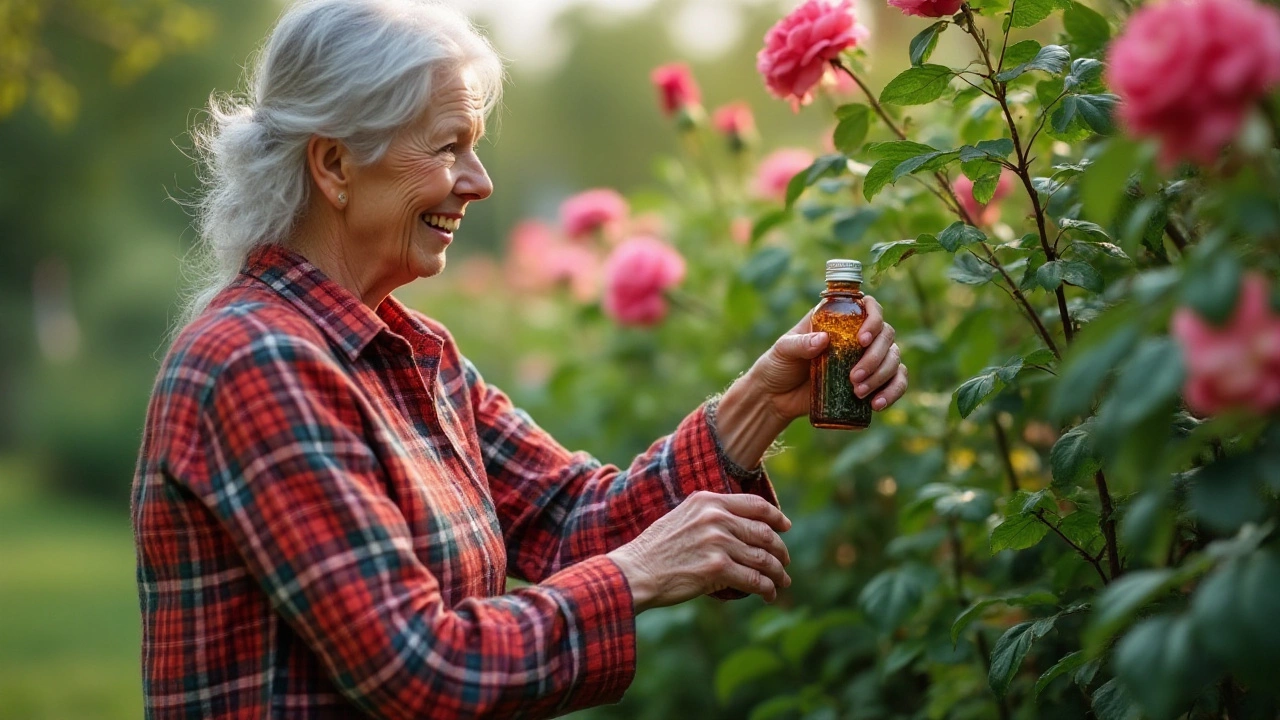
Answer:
[344, 70, 493, 289]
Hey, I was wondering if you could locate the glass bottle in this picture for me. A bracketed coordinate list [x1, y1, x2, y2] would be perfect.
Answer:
[810, 259, 872, 430]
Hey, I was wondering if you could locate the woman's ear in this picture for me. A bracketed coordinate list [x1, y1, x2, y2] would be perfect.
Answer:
[306, 135, 352, 209]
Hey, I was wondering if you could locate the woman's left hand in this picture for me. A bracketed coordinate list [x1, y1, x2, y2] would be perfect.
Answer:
[744, 296, 907, 424]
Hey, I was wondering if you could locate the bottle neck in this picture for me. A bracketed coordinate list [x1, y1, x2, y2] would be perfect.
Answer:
[822, 280, 863, 297]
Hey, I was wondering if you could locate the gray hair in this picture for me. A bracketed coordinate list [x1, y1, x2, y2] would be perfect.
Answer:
[180, 0, 503, 328]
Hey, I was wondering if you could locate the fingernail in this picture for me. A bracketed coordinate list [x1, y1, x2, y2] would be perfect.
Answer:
[852, 368, 867, 382]
[860, 332, 872, 346]
[810, 332, 826, 348]
[856, 384, 870, 397]
[875, 397, 887, 410]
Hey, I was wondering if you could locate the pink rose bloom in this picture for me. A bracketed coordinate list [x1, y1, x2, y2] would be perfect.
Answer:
[713, 102, 757, 137]
[560, 188, 629, 241]
[1107, 0, 1280, 167]
[1172, 273, 1280, 416]
[953, 169, 1016, 226]
[651, 63, 702, 117]
[506, 219, 560, 291]
[753, 148, 815, 202]
[888, 0, 964, 18]
[730, 216, 753, 246]
[757, 0, 870, 111]
[545, 243, 601, 302]
[505, 219, 600, 300]
[602, 236, 687, 326]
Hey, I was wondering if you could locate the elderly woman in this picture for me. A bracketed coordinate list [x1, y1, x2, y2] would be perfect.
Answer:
[132, 0, 907, 718]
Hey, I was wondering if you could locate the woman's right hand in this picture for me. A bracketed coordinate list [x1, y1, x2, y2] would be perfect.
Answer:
[606, 491, 792, 612]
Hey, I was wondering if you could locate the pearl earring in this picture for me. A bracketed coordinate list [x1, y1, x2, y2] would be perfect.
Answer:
[338, 192, 347, 204]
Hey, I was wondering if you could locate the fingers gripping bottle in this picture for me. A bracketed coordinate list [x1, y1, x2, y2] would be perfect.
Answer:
[809, 259, 873, 430]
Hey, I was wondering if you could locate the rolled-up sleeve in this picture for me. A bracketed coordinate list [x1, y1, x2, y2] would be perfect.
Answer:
[172, 334, 636, 720]
[461, 358, 780, 590]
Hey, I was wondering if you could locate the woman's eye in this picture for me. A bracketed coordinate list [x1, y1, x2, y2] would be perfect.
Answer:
[440, 143, 457, 154]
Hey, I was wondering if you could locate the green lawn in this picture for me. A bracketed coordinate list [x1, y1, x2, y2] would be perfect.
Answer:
[0, 465, 142, 719]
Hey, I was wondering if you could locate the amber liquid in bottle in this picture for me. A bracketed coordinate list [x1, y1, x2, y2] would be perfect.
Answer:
[810, 278, 872, 430]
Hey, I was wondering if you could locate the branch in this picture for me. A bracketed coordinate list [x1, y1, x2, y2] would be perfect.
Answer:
[833, 59, 907, 141]
[991, 414, 1020, 495]
[1034, 510, 1111, 586]
[961, 2, 1075, 347]
[1094, 470, 1123, 579]
[973, 245, 1062, 358]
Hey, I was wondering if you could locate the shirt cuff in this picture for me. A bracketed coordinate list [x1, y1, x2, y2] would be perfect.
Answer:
[540, 554, 637, 712]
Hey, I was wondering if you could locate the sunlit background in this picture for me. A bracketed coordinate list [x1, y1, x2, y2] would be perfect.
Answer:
[2, 0, 974, 716]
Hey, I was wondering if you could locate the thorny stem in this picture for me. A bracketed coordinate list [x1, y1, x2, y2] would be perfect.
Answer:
[961, 3, 1075, 347]
[1094, 470, 1123, 579]
[962, 0, 1124, 587]
[833, 60, 907, 141]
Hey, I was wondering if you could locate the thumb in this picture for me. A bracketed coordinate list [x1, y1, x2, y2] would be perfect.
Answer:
[773, 331, 829, 361]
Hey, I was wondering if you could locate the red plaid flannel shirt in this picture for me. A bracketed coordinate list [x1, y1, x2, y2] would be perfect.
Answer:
[132, 244, 778, 719]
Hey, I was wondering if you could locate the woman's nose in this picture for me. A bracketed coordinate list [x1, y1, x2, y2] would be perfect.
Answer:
[455, 153, 493, 202]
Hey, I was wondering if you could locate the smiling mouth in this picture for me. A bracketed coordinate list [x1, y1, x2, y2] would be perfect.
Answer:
[421, 213, 461, 233]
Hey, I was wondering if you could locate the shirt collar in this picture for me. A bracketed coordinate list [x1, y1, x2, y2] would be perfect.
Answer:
[240, 244, 389, 362]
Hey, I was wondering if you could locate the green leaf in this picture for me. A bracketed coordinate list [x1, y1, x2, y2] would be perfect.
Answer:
[1075, 94, 1119, 135]
[740, 246, 791, 290]
[1057, 510, 1103, 553]
[1010, 0, 1066, 28]
[955, 357, 1023, 418]
[870, 235, 944, 274]
[1091, 679, 1141, 720]
[1190, 548, 1280, 679]
[859, 564, 936, 631]
[751, 209, 790, 244]
[863, 141, 940, 200]
[833, 105, 871, 154]
[1114, 614, 1215, 719]
[1098, 337, 1184, 437]
[748, 695, 803, 720]
[1065, 57, 1104, 91]
[892, 149, 961, 181]
[994, 44, 1070, 82]
[959, 138, 1015, 161]
[991, 514, 1050, 553]
[1002, 39, 1042, 67]
[1187, 457, 1268, 534]
[1035, 651, 1090, 697]
[973, 174, 1001, 204]
[1084, 569, 1177, 653]
[947, 252, 997, 285]
[1185, 252, 1242, 325]
[1051, 320, 1141, 419]
[880, 64, 954, 106]
[1070, 239, 1130, 262]
[952, 591, 1058, 645]
[832, 207, 883, 244]
[786, 154, 847, 209]
[715, 648, 784, 703]
[1058, 218, 1110, 241]
[909, 21, 948, 66]
[937, 221, 987, 252]
[989, 618, 1057, 698]
[1049, 420, 1100, 488]
[1064, 2, 1111, 55]
[1036, 260, 1103, 292]
[1079, 139, 1140, 226]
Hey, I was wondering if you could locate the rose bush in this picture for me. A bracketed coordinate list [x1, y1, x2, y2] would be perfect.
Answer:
[421, 0, 1280, 717]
